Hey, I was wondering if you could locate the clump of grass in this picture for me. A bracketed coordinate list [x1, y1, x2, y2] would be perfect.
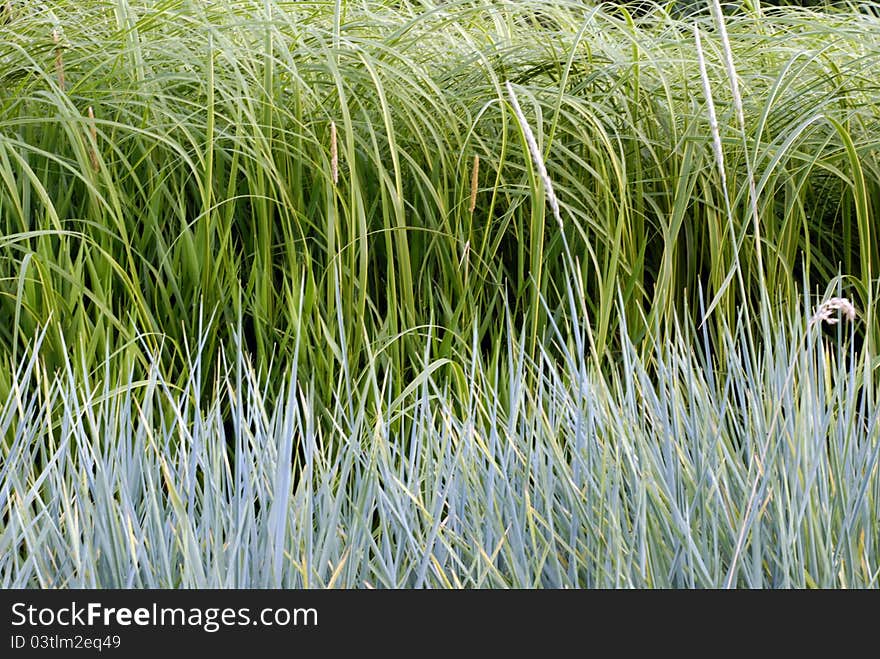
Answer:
[2, 0, 880, 589]
[2, 0, 879, 396]
[1, 280, 877, 588]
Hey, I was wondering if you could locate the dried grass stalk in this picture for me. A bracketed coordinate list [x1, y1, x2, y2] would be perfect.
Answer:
[87, 106, 99, 172]
[330, 120, 338, 185]
[468, 154, 479, 214]
[54, 29, 66, 91]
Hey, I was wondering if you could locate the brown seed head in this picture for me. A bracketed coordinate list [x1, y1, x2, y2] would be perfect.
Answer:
[53, 29, 66, 91]
[330, 121, 338, 185]
[469, 155, 479, 214]
[87, 106, 99, 172]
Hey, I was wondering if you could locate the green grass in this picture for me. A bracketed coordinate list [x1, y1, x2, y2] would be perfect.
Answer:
[1, 0, 879, 587]
[3, 0, 880, 388]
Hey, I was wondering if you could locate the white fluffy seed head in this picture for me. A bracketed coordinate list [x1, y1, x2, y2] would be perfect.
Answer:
[505, 81, 562, 229]
[694, 25, 727, 191]
[810, 297, 857, 327]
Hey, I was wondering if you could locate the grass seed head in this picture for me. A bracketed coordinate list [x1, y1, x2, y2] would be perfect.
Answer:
[87, 106, 99, 172]
[694, 25, 727, 190]
[53, 28, 66, 91]
[810, 296, 857, 327]
[505, 81, 562, 230]
[469, 154, 479, 214]
[330, 120, 338, 185]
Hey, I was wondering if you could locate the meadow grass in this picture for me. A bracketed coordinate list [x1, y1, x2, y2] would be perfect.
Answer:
[1, 0, 879, 587]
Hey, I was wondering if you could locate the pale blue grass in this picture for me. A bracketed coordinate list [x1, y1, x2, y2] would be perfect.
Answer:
[1, 286, 877, 588]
